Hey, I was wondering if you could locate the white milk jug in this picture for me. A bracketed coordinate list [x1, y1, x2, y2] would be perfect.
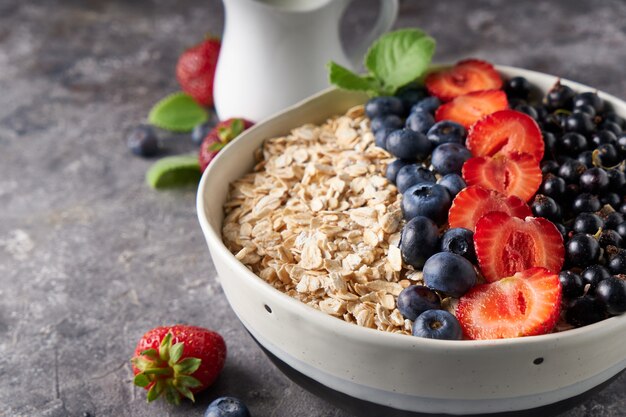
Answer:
[214, 0, 398, 121]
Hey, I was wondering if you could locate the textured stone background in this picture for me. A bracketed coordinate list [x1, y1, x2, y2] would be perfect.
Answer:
[1, 0, 625, 416]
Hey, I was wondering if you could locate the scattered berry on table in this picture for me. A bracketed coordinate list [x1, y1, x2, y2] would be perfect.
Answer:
[412, 309, 463, 340]
[192, 121, 214, 146]
[399, 216, 440, 269]
[127, 125, 159, 157]
[397, 285, 441, 321]
[205, 396, 251, 417]
[423, 252, 477, 298]
[176, 38, 221, 106]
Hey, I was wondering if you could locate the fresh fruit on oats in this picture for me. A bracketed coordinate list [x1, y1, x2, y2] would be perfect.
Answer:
[412, 96, 441, 114]
[437, 173, 466, 198]
[399, 215, 440, 269]
[131, 325, 226, 404]
[199, 118, 253, 172]
[474, 212, 564, 282]
[456, 267, 562, 340]
[402, 183, 452, 225]
[462, 152, 542, 202]
[426, 120, 467, 146]
[397, 285, 441, 321]
[127, 125, 159, 157]
[412, 309, 463, 340]
[396, 86, 427, 113]
[370, 114, 404, 133]
[423, 252, 477, 297]
[205, 396, 251, 417]
[375, 127, 395, 149]
[406, 109, 435, 134]
[177, 38, 221, 106]
[386, 159, 413, 185]
[466, 110, 544, 161]
[365, 96, 405, 118]
[395, 164, 436, 193]
[386, 129, 432, 161]
[431, 143, 472, 176]
[425, 59, 503, 101]
[440, 227, 476, 263]
[435, 90, 508, 129]
[447, 185, 531, 231]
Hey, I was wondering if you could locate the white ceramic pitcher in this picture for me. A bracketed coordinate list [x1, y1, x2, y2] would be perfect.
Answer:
[214, 0, 399, 122]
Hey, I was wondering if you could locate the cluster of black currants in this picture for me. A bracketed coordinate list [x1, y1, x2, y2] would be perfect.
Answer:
[506, 76, 626, 327]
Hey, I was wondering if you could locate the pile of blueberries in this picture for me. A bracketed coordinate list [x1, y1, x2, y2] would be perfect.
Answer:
[365, 78, 626, 339]
[366, 87, 476, 340]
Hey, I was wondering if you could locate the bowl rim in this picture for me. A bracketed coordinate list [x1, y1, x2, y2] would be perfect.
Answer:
[197, 63, 626, 349]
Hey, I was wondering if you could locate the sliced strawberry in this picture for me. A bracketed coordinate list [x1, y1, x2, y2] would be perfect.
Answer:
[467, 110, 544, 161]
[456, 267, 562, 340]
[425, 59, 503, 101]
[462, 152, 542, 202]
[435, 90, 508, 129]
[447, 185, 531, 231]
[474, 212, 564, 282]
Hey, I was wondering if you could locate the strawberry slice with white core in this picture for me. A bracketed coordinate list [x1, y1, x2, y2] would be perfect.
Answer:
[456, 267, 562, 340]
[462, 152, 543, 202]
[466, 109, 544, 161]
[435, 90, 508, 129]
[425, 59, 503, 101]
[474, 212, 565, 282]
[447, 185, 532, 231]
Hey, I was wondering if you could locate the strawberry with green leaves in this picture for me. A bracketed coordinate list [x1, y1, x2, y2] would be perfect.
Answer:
[176, 38, 221, 107]
[131, 325, 226, 404]
[199, 118, 254, 172]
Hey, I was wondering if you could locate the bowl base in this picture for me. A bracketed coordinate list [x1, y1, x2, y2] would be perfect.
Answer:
[250, 334, 623, 417]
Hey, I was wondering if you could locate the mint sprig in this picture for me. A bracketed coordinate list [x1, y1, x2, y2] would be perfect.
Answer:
[328, 28, 436, 96]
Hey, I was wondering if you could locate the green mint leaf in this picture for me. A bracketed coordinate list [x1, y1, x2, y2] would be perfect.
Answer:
[327, 61, 380, 93]
[146, 155, 201, 189]
[364, 29, 436, 95]
[148, 92, 209, 133]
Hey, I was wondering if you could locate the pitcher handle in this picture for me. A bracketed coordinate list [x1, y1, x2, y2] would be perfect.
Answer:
[346, 0, 399, 69]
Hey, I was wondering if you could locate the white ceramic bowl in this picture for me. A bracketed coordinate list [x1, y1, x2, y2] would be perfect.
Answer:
[197, 66, 626, 415]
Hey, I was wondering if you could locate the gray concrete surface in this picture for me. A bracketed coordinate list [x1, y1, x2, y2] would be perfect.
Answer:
[1, 0, 625, 416]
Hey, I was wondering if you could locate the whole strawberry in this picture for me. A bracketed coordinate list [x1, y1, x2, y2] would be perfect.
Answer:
[199, 118, 254, 172]
[176, 38, 221, 106]
[131, 325, 226, 404]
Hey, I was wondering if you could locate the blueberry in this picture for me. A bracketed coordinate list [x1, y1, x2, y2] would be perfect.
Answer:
[386, 129, 432, 161]
[437, 174, 466, 198]
[566, 233, 601, 267]
[406, 110, 435, 134]
[544, 82, 575, 110]
[572, 213, 603, 235]
[396, 164, 436, 193]
[572, 193, 601, 214]
[374, 127, 395, 149]
[531, 194, 561, 222]
[504, 76, 532, 100]
[205, 397, 251, 417]
[440, 227, 476, 263]
[411, 97, 441, 115]
[573, 92, 604, 113]
[558, 270, 585, 299]
[426, 121, 466, 146]
[126, 125, 159, 157]
[370, 114, 404, 133]
[595, 277, 626, 315]
[607, 247, 626, 275]
[396, 86, 427, 114]
[559, 132, 588, 155]
[565, 296, 607, 327]
[412, 310, 463, 340]
[399, 216, 440, 269]
[430, 143, 472, 176]
[423, 252, 477, 297]
[581, 265, 612, 294]
[579, 167, 609, 194]
[397, 285, 441, 321]
[385, 159, 413, 185]
[365, 96, 404, 119]
[402, 183, 452, 225]
[564, 112, 595, 135]
[192, 122, 212, 146]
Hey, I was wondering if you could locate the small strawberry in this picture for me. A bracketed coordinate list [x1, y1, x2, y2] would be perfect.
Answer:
[199, 118, 254, 172]
[176, 38, 221, 106]
[435, 90, 508, 129]
[131, 325, 226, 404]
[462, 152, 543, 202]
[456, 267, 562, 340]
[447, 185, 532, 231]
[426, 59, 503, 101]
[474, 211, 565, 282]
[466, 109, 544, 161]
